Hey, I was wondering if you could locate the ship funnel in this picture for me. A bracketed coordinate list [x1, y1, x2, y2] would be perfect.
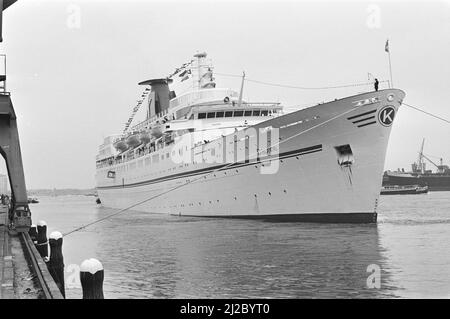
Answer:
[138, 78, 173, 118]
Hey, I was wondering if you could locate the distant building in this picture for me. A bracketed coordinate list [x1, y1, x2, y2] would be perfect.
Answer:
[0, 174, 9, 195]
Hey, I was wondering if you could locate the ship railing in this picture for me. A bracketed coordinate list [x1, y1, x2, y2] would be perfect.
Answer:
[130, 109, 171, 132]
[128, 101, 281, 133]
[100, 137, 173, 168]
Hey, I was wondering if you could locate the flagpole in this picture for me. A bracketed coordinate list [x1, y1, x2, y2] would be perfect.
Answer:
[386, 39, 394, 88]
[388, 50, 393, 88]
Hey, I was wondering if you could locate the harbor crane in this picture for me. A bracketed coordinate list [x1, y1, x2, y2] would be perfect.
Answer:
[414, 138, 448, 174]
[0, 0, 32, 232]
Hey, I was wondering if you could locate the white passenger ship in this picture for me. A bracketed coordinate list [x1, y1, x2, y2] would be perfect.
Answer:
[95, 52, 405, 222]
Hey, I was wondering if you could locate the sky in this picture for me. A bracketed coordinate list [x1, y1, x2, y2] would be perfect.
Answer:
[0, 0, 449, 189]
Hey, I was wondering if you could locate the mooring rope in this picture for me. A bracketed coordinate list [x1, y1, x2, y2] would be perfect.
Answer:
[214, 72, 388, 90]
[402, 102, 450, 125]
[62, 105, 358, 237]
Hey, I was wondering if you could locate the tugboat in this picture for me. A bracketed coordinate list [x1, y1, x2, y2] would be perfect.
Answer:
[380, 185, 428, 195]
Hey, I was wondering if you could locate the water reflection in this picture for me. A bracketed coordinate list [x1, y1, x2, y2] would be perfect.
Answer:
[92, 208, 394, 298]
[31, 194, 450, 298]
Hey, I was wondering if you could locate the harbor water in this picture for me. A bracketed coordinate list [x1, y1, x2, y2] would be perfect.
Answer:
[30, 192, 450, 299]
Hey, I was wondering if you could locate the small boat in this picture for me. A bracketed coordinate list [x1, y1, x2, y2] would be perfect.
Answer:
[151, 125, 164, 138]
[126, 132, 141, 148]
[27, 197, 39, 204]
[139, 131, 151, 144]
[380, 185, 428, 195]
[113, 138, 129, 152]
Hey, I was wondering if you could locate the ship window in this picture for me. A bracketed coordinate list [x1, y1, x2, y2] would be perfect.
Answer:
[234, 111, 244, 117]
[207, 112, 216, 118]
[244, 110, 252, 116]
[261, 110, 269, 116]
[198, 113, 206, 119]
[216, 112, 224, 118]
[253, 110, 260, 116]
[225, 111, 233, 117]
[145, 158, 151, 166]
[166, 152, 170, 158]
[152, 154, 159, 163]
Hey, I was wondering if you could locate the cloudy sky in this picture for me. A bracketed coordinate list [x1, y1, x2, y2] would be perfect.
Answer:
[1, 0, 449, 189]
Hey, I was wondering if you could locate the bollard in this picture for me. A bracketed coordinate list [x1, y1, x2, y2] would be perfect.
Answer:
[47, 231, 65, 298]
[29, 224, 38, 243]
[36, 220, 48, 258]
[80, 259, 104, 299]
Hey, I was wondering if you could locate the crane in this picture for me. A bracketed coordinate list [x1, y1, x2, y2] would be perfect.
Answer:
[415, 138, 447, 174]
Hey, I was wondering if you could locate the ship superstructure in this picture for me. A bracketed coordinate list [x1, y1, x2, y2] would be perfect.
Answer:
[96, 52, 405, 222]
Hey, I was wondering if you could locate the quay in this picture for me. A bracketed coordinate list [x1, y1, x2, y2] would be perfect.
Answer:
[0, 0, 63, 299]
[1, 205, 63, 299]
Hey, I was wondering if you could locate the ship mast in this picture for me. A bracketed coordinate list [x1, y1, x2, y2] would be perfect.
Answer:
[418, 138, 425, 174]
[194, 52, 207, 90]
[237, 71, 245, 108]
[193, 52, 215, 90]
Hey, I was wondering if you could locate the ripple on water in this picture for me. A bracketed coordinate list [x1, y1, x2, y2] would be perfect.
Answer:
[30, 192, 450, 298]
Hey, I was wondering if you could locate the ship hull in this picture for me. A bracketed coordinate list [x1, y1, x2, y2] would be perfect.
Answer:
[96, 89, 405, 223]
[383, 173, 450, 191]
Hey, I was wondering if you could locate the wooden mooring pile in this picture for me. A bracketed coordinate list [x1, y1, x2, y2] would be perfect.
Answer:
[29, 222, 104, 299]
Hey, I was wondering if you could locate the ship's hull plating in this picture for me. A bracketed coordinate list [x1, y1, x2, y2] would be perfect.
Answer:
[96, 89, 405, 223]
[383, 173, 450, 191]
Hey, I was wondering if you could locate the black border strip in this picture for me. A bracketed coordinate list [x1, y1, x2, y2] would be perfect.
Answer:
[347, 109, 376, 120]
[98, 144, 322, 190]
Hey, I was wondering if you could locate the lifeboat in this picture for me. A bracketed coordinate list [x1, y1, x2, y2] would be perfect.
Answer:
[139, 131, 151, 144]
[126, 132, 141, 148]
[151, 125, 164, 138]
[113, 138, 128, 152]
